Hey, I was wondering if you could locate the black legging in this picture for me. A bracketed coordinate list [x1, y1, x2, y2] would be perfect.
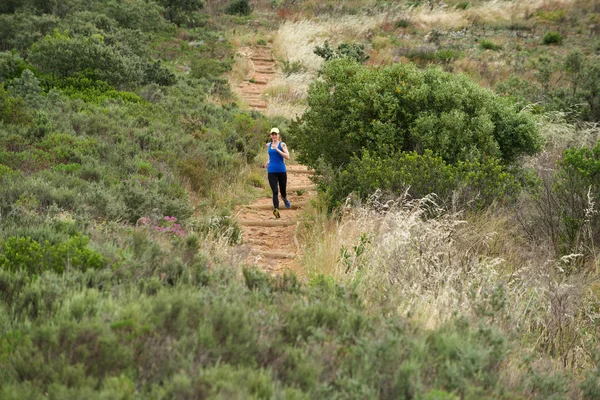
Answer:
[268, 172, 287, 209]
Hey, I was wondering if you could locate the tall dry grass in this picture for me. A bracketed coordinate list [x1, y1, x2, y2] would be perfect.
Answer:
[300, 191, 600, 371]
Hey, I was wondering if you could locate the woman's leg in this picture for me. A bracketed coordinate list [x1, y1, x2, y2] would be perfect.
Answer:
[268, 173, 279, 209]
[279, 172, 287, 201]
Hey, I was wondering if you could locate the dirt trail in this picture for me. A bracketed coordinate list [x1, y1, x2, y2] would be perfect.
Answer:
[233, 45, 316, 273]
[236, 46, 276, 110]
[235, 166, 316, 273]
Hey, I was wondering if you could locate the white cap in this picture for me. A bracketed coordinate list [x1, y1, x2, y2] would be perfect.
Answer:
[270, 127, 280, 134]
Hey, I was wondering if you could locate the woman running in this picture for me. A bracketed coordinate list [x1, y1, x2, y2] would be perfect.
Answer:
[266, 127, 290, 218]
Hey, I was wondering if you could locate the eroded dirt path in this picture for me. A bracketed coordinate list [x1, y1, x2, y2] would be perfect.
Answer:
[232, 46, 317, 274]
[235, 166, 316, 274]
[236, 46, 276, 110]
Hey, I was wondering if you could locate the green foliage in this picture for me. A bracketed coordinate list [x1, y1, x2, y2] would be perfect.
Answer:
[28, 31, 144, 88]
[402, 46, 462, 67]
[479, 40, 502, 51]
[0, 235, 105, 275]
[0, 51, 29, 83]
[158, 0, 205, 24]
[543, 31, 563, 45]
[54, 75, 144, 104]
[0, 12, 59, 53]
[324, 150, 522, 209]
[551, 140, 600, 253]
[497, 54, 600, 122]
[225, 0, 253, 16]
[282, 59, 305, 76]
[292, 59, 540, 171]
[395, 18, 412, 28]
[314, 40, 369, 63]
[0, 84, 30, 125]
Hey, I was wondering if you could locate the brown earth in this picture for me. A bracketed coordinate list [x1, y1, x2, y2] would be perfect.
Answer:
[236, 46, 276, 110]
[235, 166, 316, 274]
[232, 46, 316, 274]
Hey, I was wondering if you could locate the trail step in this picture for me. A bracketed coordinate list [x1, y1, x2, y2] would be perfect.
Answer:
[250, 249, 296, 259]
[239, 220, 298, 227]
[244, 202, 308, 210]
[252, 58, 274, 62]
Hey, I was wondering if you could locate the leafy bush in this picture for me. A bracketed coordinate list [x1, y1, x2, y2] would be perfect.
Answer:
[0, 84, 30, 125]
[314, 40, 369, 63]
[158, 0, 205, 23]
[225, 0, 253, 16]
[543, 32, 563, 45]
[0, 51, 29, 83]
[480, 40, 502, 51]
[552, 140, 600, 253]
[28, 31, 144, 88]
[0, 235, 105, 275]
[395, 18, 412, 28]
[324, 150, 521, 209]
[292, 58, 540, 171]
[0, 12, 59, 53]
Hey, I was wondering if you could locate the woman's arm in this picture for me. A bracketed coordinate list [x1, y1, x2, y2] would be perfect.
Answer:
[277, 142, 290, 160]
[264, 143, 270, 168]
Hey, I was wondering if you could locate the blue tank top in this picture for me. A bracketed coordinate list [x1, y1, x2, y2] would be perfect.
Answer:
[267, 142, 286, 173]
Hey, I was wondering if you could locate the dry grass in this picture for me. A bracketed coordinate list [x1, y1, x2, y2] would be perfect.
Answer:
[409, 0, 577, 30]
[301, 192, 600, 369]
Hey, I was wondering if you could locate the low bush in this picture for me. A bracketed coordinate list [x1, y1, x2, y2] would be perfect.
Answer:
[225, 0, 253, 16]
[543, 32, 563, 45]
[480, 40, 502, 51]
[323, 150, 522, 210]
[0, 235, 105, 275]
[314, 40, 369, 63]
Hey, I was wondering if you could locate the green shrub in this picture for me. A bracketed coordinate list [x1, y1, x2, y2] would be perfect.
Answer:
[225, 0, 252, 16]
[157, 0, 204, 23]
[543, 31, 563, 45]
[551, 140, 600, 253]
[324, 150, 522, 210]
[0, 235, 105, 275]
[0, 84, 30, 125]
[480, 40, 502, 51]
[0, 51, 29, 83]
[292, 59, 540, 171]
[395, 18, 411, 28]
[314, 40, 369, 63]
[282, 59, 305, 76]
[28, 31, 144, 88]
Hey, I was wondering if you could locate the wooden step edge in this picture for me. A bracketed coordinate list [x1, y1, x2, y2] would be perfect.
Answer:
[238, 220, 298, 227]
[243, 202, 308, 210]
[250, 249, 296, 259]
[252, 58, 275, 62]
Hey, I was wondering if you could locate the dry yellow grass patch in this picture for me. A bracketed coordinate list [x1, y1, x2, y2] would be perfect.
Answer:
[272, 15, 388, 73]
[409, 0, 576, 30]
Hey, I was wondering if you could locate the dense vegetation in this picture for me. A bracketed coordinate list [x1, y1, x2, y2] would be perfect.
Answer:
[2, 0, 600, 398]
[291, 58, 540, 208]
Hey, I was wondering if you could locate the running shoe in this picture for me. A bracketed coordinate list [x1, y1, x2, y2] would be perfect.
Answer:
[284, 198, 291, 209]
[273, 209, 281, 219]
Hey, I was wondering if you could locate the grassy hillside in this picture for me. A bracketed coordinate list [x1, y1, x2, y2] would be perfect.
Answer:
[1, 0, 600, 398]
